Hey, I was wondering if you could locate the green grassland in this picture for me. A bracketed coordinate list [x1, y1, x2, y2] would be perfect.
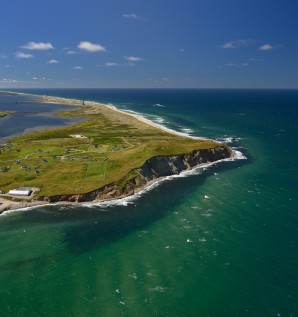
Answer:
[0, 102, 220, 197]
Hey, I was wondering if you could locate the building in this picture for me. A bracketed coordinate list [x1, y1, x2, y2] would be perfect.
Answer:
[8, 187, 33, 196]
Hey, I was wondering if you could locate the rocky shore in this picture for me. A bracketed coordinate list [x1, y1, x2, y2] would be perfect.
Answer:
[36, 145, 233, 204]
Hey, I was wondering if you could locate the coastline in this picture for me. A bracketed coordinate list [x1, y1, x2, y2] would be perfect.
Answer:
[42, 94, 203, 140]
[0, 149, 245, 216]
[1, 90, 200, 139]
[0, 91, 244, 215]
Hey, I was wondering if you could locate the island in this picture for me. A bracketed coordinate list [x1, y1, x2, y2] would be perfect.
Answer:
[0, 93, 234, 213]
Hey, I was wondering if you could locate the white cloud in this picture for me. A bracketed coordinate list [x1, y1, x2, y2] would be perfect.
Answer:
[105, 62, 119, 67]
[22, 42, 54, 50]
[0, 78, 19, 83]
[66, 50, 77, 55]
[258, 44, 274, 51]
[15, 52, 34, 59]
[224, 62, 249, 67]
[124, 56, 143, 62]
[73, 66, 83, 70]
[78, 41, 107, 52]
[249, 58, 263, 62]
[123, 13, 142, 20]
[222, 39, 255, 49]
[47, 59, 59, 64]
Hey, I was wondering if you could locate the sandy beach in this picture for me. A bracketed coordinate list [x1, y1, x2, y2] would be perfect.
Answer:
[40, 94, 199, 139]
[1, 91, 199, 139]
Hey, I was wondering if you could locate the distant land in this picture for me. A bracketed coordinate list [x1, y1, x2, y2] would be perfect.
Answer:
[0, 92, 234, 212]
[0, 111, 14, 118]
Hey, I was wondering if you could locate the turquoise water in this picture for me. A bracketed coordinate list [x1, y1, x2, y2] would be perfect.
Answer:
[0, 89, 297, 316]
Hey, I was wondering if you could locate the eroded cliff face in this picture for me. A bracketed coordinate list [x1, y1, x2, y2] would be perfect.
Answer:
[37, 145, 233, 204]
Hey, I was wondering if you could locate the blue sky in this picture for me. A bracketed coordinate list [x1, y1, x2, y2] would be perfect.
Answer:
[0, 0, 297, 88]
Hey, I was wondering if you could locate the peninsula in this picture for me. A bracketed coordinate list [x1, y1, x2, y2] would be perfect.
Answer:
[0, 93, 234, 212]
[0, 111, 14, 118]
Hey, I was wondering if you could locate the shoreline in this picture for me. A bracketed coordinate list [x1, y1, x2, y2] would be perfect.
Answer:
[44, 95, 202, 140]
[0, 149, 245, 216]
[0, 90, 200, 140]
[0, 90, 245, 215]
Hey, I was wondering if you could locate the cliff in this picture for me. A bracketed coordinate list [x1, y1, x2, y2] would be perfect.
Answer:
[37, 145, 233, 204]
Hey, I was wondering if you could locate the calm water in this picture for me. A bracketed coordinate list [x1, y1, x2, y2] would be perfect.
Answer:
[0, 89, 297, 317]
[0, 92, 83, 141]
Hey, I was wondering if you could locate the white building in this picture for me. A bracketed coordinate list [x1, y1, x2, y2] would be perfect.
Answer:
[8, 187, 33, 196]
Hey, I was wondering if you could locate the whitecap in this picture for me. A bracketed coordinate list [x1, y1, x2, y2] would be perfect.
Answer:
[149, 286, 168, 293]
[152, 103, 165, 107]
[201, 213, 212, 217]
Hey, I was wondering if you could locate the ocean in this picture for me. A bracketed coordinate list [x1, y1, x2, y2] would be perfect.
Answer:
[0, 89, 297, 316]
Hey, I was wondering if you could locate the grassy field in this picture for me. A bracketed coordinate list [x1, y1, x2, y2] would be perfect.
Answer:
[0, 100, 220, 197]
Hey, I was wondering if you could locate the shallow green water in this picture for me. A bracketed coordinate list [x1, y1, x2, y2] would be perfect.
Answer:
[0, 89, 297, 316]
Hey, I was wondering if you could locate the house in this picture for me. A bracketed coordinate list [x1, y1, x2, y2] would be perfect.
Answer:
[8, 187, 33, 196]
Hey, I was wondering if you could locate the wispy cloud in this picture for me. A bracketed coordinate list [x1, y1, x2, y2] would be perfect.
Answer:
[78, 41, 107, 52]
[22, 42, 54, 50]
[249, 58, 263, 62]
[124, 56, 143, 62]
[222, 39, 255, 49]
[15, 52, 34, 59]
[0, 53, 7, 59]
[0, 78, 20, 83]
[73, 66, 83, 70]
[47, 59, 59, 64]
[66, 50, 77, 55]
[258, 44, 275, 51]
[105, 62, 119, 67]
[224, 62, 249, 67]
[122, 13, 143, 20]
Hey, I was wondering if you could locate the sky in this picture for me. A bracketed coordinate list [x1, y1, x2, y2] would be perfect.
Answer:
[0, 0, 297, 89]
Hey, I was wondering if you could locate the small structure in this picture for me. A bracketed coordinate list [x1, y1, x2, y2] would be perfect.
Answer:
[70, 134, 88, 139]
[8, 187, 33, 196]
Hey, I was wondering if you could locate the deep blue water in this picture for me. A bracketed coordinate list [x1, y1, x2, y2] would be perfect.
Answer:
[0, 92, 83, 141]
[0, 89, 297, 316]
